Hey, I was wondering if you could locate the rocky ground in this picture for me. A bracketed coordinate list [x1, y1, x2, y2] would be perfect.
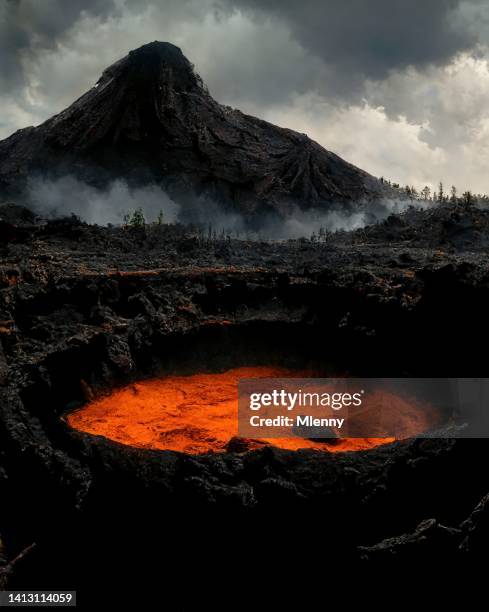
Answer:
[1, 201, 488, 601]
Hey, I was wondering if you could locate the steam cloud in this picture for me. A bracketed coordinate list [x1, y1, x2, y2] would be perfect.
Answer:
[25, 175, 429, 239]
[26, 176, 179, 226]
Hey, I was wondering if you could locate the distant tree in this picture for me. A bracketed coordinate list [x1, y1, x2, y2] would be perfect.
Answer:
[130, 207, 146, 228]
[156, 209, 164, 225]
[450, 185, 457, 203]
[421, 186, 431, 201]
[438, 182, 444, 203]
[462, 191, 475, 207]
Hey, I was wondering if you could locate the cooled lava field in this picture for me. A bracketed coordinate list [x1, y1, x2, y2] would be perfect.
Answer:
[0, 200, 488, 600]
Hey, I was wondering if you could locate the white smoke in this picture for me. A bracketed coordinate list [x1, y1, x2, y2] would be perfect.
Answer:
[254, 198, 431, 239]
[24, 175, 430, 238]
[26, 176, 180, 225]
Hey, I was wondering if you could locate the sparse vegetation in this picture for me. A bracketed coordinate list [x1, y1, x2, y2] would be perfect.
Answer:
[130, 207, 146, 228]
[462, 191, 475, 207]
[390, 179, 489, 208]
[122, 207, 146, 228]
[116, 179, 489, 247]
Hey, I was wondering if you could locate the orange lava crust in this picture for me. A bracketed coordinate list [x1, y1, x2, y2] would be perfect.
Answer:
[66, 367, 438, 454]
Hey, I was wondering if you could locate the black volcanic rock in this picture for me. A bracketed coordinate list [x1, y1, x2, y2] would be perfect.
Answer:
[2, 201, 489, 594]
[0, 42, 392, 220]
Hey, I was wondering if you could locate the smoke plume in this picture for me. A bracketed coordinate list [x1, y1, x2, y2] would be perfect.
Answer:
[25, 175, 429, 238]
[26, 176, 179, 226]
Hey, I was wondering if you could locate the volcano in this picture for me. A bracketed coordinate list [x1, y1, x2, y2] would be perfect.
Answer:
[2, 41, 488, 602]
[0, 42, 391, 220]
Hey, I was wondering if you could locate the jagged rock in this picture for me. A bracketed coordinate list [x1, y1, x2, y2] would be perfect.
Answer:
[226, 436, 270, 453]
[358, 518, 461, 560]
[105, 335, 134, 373]
[459, 492, 489, 554]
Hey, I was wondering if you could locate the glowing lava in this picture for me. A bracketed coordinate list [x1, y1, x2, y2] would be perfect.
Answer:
[66, 366, 440, 454]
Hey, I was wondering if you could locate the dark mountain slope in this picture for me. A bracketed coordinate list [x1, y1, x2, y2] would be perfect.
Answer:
[0, 41, 392, 218]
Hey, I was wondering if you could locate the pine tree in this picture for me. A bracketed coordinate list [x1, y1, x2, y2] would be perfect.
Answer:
[450, 186, 457, 203]
[438, 182, 444, 203]
[462, 191, 474, 207]
[421, 186, 431, 201]
[130, 207, 146, 228]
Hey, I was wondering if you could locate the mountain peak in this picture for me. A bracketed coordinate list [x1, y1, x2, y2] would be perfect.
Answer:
[129, 41, 186, 61]
[97, 40, 201, 93]
[0, 41, 392, 216]
[127, 41, 193, 76]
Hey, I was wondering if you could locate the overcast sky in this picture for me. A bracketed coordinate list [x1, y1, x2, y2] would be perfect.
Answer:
[1, 0, 489, 193]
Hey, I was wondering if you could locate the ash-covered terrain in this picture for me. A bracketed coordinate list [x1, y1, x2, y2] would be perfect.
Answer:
[0, 200, 488, 599]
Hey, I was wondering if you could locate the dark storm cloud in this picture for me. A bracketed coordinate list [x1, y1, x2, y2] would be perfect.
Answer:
[0, 0, 483, 102]
[220, 0, 479, 95]
[0, 0, 119, 90]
